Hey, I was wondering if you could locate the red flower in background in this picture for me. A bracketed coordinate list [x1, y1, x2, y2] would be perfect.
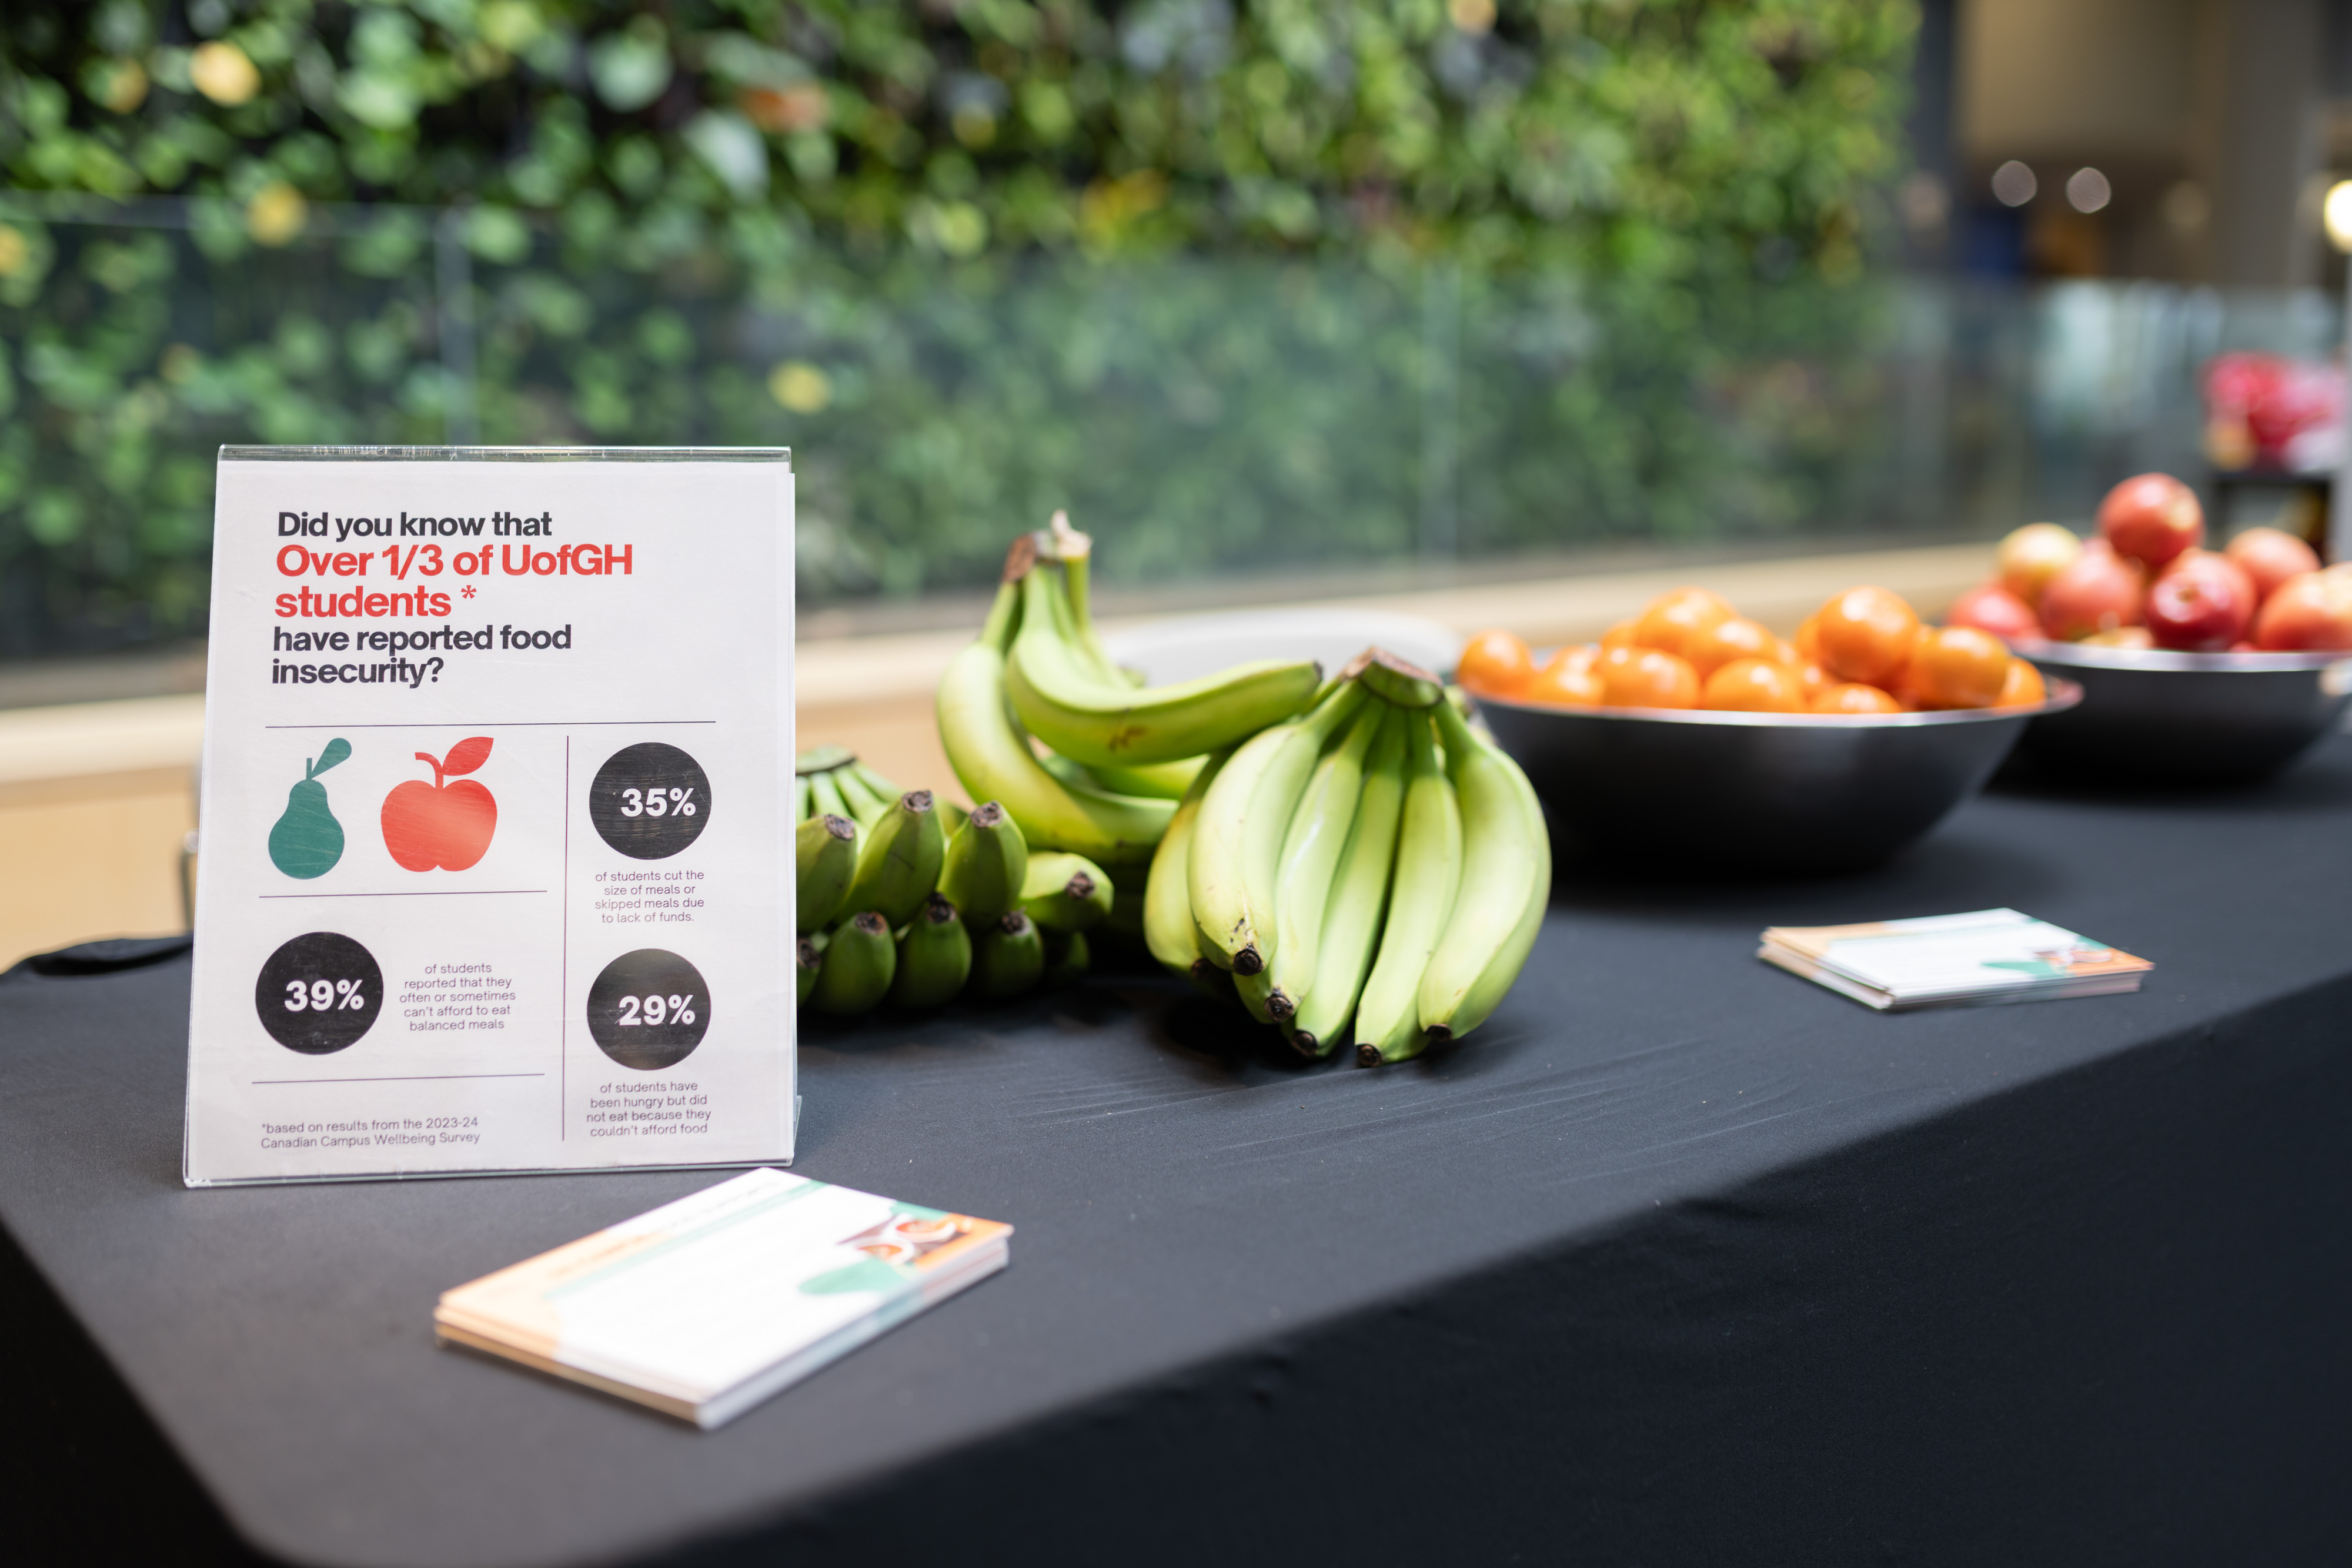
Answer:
[2203, 352, 2344, 472]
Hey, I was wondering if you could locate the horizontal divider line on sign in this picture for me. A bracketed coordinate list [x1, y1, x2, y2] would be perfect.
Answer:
[257, 890, 549, 899]
[250, 1073, 550, 1085]
[261, 720, 719, 729]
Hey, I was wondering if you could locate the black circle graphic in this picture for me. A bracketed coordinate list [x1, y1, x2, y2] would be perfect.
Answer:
[255, 932, 384, 1055]
[586, 949, 711, 1071]
[589, 743, 711, 860]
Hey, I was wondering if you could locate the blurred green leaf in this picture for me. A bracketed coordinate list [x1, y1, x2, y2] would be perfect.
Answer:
[0, 0, 1918, 653]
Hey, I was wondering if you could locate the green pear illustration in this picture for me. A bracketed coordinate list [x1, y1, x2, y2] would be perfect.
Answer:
[269, 738, 352, 880]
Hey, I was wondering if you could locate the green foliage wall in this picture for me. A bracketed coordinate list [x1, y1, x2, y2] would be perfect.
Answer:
[0, 0, 1917, 653]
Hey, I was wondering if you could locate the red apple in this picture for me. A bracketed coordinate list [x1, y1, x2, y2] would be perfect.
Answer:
[2097, 473, 2204, 571]
[2251, 568, 2352, 651]
[2039, 541, 2147, 641]
[2224, 526, 2321, 604]
[1946, 581, 2041, 641]
[383, 737, 497, 871]
[1995, 523, 2081, 605]
[2146, 549, 2259, 651]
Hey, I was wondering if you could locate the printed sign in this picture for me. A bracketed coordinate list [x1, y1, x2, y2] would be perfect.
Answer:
[184, 447, 794, 1185]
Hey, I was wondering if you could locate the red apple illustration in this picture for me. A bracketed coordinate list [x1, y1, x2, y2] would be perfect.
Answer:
[383, 737, 496, 871]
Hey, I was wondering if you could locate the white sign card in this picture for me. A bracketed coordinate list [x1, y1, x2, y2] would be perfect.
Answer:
[185, 447, 794, 1185]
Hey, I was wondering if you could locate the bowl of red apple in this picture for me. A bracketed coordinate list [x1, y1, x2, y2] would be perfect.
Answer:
[1946, 473, 2352, 783]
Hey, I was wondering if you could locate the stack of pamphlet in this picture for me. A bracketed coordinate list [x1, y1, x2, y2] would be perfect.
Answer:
[1759, 908, 2152, 1012]
[436, 1167, 1011, 1428]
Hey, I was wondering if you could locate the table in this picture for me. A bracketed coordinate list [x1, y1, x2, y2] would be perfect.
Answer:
[8, 743, 2352, 1568]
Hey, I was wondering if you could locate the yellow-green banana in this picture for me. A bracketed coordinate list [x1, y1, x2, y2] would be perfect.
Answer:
[1418, 700, 1550, 1042]
[970, 910, 1045, 999]
[937, 800, 1028, 928]
[1144, 750, 1228, 974]
[1235, 964, 1280, 1024]
[1288, 709, 1408, 1057]
[794, 774, 813, 823]
[1188, 680, 1368, 975]
[796, 813, 858, 934]
[1043, 927, 1091, 985]
[1038, 748, 1204, 804]
[1088, 756, 1203, 800]
[891, 894, 973, 1008]
[810, 911, 896, 1015]
[1035, 749, 1097, 793]
[843, 790, 946, 928]
[833, 764, 893, 830]
[1187, 956, 1238, 1005]
[849, 760, 901, 801]
[1005, 567, 1321, 768]
[936, 566, 1174, 867]
[796, 936, 822, 1005]
[1267, 698, 1387, 1018]
[1021, 851, 1114, 932]
[807, 767, 853, 824]
[1353, 712, 1462, 1066]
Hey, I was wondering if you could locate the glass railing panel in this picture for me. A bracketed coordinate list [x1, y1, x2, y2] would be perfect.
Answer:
[0, 193, 2343, 664]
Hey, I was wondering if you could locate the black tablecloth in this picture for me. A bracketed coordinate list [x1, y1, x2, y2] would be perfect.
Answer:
[8, 745, 2352, 1567]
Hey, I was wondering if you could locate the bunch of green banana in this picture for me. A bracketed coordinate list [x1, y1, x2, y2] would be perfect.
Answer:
[1021, 851, 1115, 932]
[795, 747, 908, 833]
[936, 522, 1323, 871]
[890, 894, 973, 1008]
[1144, 648, 1550, 1066]
[793, 740, 1114, 1017]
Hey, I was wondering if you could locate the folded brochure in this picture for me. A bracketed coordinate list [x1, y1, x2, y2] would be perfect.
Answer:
[1759, 908, 2151, 1011]
[436, 1167, 1011, 1428]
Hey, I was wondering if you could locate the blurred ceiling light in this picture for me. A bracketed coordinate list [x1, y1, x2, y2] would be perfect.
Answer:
[2066, 168, 2112, 213]
[2326, 181, 2352, 252]
[1992, 161, 2037, 207]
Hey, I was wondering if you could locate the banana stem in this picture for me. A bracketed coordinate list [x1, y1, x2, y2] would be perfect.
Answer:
[1064, 553, 1090, 631]
[1054, 512, 1095, 631]
[1044, 511, 1128, 685]
[1429, 693, 1484, 763]
[977, 580, 1021, 656]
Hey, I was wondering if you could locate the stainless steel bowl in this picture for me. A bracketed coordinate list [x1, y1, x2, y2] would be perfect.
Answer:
[2014, 639, 2352, 783]
[1477, 683, 2083, 875]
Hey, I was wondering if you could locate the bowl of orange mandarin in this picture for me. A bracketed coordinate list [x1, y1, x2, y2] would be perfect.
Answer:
[1459, 583, 2082, 873]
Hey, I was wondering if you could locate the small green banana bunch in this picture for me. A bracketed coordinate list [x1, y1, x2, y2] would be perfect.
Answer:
[935, 514, 1321, 875]
[794, 746, 1111, 1017]
[1146, 650, 1551, 1066]
[796, 748, 968, 838]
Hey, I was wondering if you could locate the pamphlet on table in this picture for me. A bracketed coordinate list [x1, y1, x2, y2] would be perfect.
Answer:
[1759, 908, 2151, 1011]
[184, 446, 795, 1185]
[436, 1167, 1012, 1427]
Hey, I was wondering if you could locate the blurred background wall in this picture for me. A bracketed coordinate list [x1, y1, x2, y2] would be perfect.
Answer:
[2, 0, 2350, 677]
[1942, 0, 2348, 289]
